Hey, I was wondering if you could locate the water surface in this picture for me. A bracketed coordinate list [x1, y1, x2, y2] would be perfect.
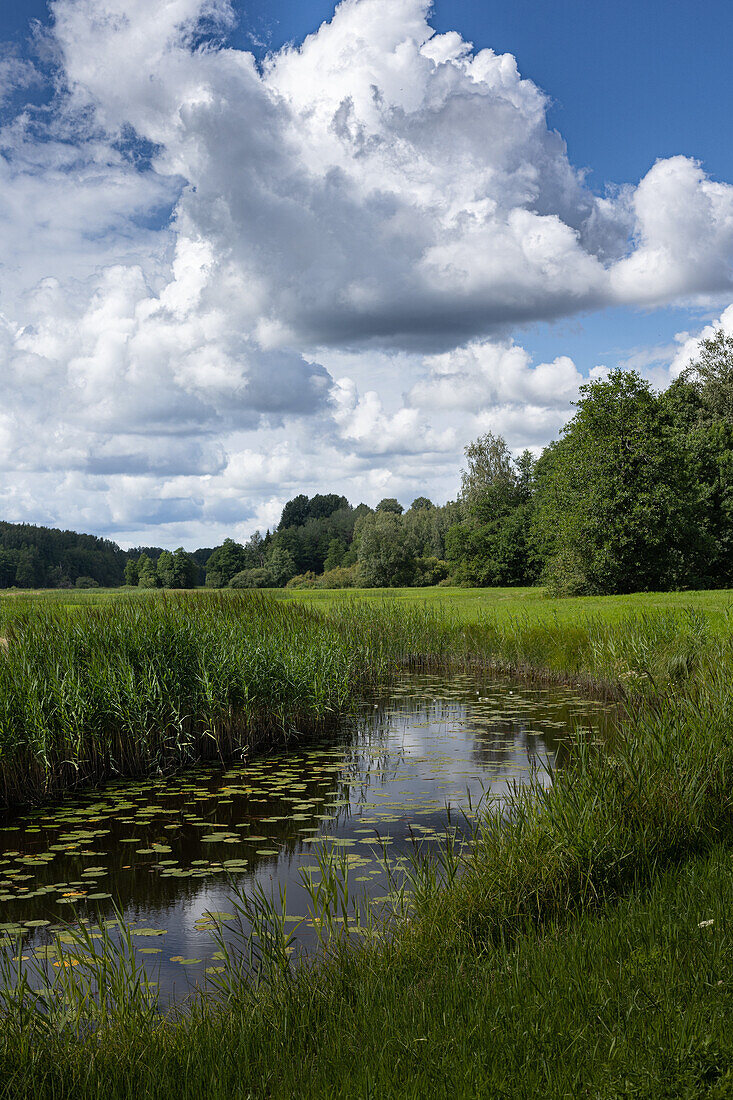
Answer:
[0, 672, 613, 1002]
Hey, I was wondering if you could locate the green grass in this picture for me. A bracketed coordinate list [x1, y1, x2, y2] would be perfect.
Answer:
[6, 582, 733, 628]
[3, 587, 733, 1096]
[0, 586, 732, 805]
[281, 582, 733, 627]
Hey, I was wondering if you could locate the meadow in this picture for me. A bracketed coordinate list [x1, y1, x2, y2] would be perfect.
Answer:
[2, 585, 733, 1096]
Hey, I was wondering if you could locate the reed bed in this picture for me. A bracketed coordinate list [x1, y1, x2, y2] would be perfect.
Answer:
[0, 592, 362, 807]
[0, 590, 730, 808]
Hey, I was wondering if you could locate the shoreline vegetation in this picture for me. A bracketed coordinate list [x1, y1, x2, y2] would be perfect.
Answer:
[0, 587, 728, 808]
[2, 587, 733, 1096]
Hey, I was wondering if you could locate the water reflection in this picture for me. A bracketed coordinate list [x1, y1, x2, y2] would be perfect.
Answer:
[0, 672, 613, 1002]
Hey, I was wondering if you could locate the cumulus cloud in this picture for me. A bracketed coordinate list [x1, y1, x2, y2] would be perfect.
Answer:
[1, 0, 733, 540]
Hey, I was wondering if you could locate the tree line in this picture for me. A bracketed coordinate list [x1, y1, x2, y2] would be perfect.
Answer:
[2, 331, 731, 596]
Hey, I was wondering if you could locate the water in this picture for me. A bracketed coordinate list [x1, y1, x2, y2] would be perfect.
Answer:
[0, 672, 613, 1004]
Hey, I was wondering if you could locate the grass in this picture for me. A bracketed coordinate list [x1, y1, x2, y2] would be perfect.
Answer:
[1, 587, 730, 807]
[0, 591, 370, 807]
[281, 582, 733, 627]
[2, 586, 733, 1095]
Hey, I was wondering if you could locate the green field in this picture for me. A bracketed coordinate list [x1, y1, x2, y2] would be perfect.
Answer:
[5, 580, 733, 625]
[280, 582, 733, 625]
[2, 586, 733, 1097]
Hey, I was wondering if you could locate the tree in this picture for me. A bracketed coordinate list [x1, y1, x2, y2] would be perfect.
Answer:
[533, 370, 698, 595]
[409, 497, 434, 511]
[124, 559, 139, 586]
[323, 538, 347, 572]
[137, 554, 159, 589]
[156, 550, 176, 588]
[460, 432, 518, 520]
[171, 548, 198, 588]
[375, 498, 404, 515]
[205, 539, 248, 586]
[356, 512, 415, 587]
[446, 433, 536, 587]
[266, 548, 296, 587]
[278, 495, 310, 530]
[681, 328, 733, 423]
[15, 546, 42, 588]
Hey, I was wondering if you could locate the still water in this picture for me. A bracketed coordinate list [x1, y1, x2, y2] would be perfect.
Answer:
[0, 672, 613, 1003]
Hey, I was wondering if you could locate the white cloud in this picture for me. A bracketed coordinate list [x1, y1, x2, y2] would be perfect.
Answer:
[411, 341, 585, 411]
[1, 0, 733, 541]
[610, 157, 733, 307]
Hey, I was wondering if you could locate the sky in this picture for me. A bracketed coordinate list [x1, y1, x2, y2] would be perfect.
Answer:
[1, 0, 732, 549]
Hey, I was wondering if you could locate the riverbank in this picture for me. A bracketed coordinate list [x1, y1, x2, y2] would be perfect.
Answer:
[2, 589, 733, 1096]
[0, 587, 728, 806]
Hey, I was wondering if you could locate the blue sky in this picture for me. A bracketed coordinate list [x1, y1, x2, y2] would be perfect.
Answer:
[0, 0, 732, 544]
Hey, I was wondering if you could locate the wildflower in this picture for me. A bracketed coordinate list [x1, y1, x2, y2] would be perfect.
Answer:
[698, 919, 714, 928]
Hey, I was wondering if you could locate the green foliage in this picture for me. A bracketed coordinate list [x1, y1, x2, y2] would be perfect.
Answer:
[375, 497, 404, 514]
[205, 539, 249, 586]
[265, 548, 296, 587]
[136, 554, 159, 589]
[123, 559, 139, 586]
[533, 370, 703, 595]
[446, 435, 537, 587]
[356, 511, 416, 587]
[286, 565, 358, 589]
[323, 538, 347, 572]
[0, 522, 127, 589]
[157, 548, 197, 589]
[681, 327, 733, 423]
[229, 568, 274, 589]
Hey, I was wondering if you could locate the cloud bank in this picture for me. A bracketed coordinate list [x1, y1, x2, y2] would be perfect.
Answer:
[0, 0, 732, 543]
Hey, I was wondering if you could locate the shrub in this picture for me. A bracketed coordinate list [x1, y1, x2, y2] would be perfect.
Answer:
[229, 568, 274, 589]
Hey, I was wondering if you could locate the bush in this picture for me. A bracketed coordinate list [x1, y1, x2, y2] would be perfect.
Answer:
[285, 571, 318, 589]
[74, 576, 99, 589]
[229, 568, 274, 589]
[285, 566, 358, 589]
[412, 557, 450, 586]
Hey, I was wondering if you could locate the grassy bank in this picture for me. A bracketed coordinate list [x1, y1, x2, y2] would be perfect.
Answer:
[0, 592, 372, 807]
[5, 847, 733, 1099]
[1, 588, 731, 806]
[2, 590, 733, 1096]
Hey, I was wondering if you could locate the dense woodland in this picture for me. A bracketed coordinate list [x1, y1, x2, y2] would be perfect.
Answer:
[2, 330, 732, 596]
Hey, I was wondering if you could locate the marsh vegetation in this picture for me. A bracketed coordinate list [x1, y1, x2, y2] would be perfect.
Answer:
[1, 587, 733, 1096]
